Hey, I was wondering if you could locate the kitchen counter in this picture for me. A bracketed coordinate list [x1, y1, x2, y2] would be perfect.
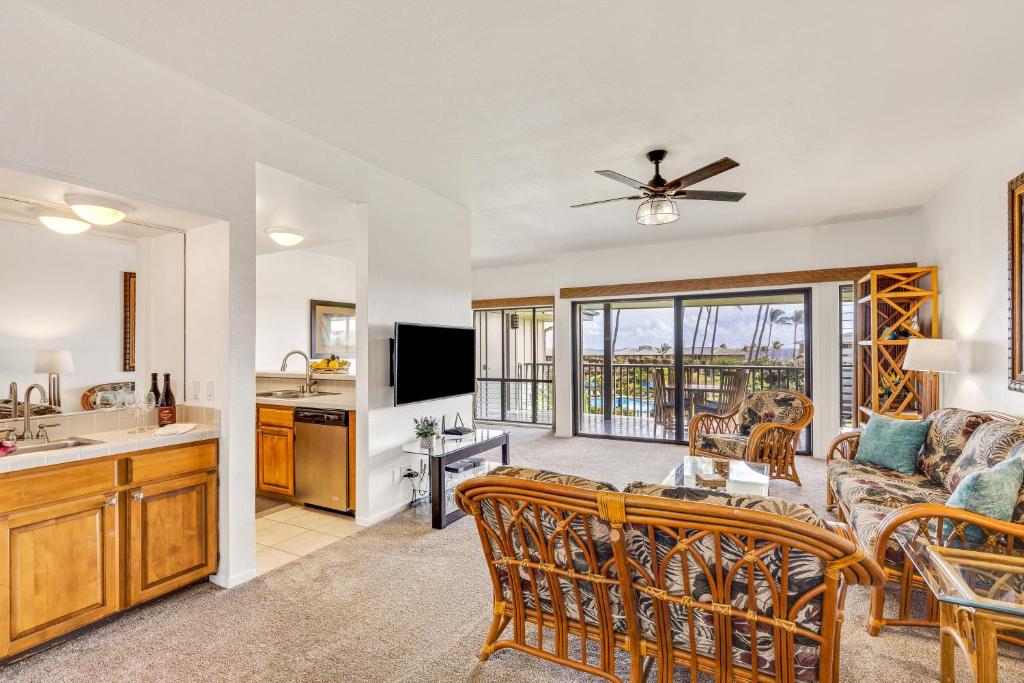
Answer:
[256, 371, 356, 381]
[0, 423, 221, 474]
[256, 394, 355, 411]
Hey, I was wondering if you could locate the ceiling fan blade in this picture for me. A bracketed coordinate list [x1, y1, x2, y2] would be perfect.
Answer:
[664, 157, 739, 191]
[595, 170, 649, 191]
[570, 195, 643, 208]
[673, 190, 746, 202]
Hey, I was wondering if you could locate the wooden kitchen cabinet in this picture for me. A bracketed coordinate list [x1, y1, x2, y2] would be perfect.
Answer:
[257, 424, 295, 496]
[127, 471, 218, 606]
[0, 492, 119, 657]
[0, 439, 218, 660]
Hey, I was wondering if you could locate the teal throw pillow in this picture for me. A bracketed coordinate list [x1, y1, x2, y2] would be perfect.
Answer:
[945, 456, 1024, 543]
[854, 413, 932, 474]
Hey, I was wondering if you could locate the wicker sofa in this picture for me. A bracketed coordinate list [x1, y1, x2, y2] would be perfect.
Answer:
[457, 466, 882, 683]
[690, 389, 814, 485]
[826, 408, 1024, 636]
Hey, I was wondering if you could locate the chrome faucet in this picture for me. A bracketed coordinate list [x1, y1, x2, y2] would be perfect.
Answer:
[280, 350, 316, 394]
[21, 384, 47, 441]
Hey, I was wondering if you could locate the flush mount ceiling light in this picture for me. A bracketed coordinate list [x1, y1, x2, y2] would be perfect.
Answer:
[635, 196, 679, 226]
[64, 194, 134, 225]
[32, 207, 91, 235]
[265, 227, 306, 247]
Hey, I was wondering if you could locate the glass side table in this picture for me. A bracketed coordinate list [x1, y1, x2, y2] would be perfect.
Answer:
[900, 540, 1024, 683]
[662, 455, 770, 497]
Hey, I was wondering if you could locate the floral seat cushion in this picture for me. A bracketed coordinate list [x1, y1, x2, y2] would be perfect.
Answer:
[694, 433, 748, 460]
[624, 482, 825, 681]
[917, 408, 992, 487]
[479, 467, 625, 632]
[848, 503, 920, 567]
[827, 459, 948, 510]
[736, 391, 806, 436]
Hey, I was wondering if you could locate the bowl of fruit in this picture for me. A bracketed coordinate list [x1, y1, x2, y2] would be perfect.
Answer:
[311, 355, 350, 373]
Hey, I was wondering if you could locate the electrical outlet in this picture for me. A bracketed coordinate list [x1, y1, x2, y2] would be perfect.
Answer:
[206, 381, 215, 401]
[192, 381, 200, 401]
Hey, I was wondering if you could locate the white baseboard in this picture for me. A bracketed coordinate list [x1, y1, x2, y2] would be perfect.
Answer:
[209, 568, 256, 589]
[356, 498, 410, 527]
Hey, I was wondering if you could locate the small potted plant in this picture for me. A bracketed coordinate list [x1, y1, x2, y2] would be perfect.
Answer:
[414, 416, 439, 450]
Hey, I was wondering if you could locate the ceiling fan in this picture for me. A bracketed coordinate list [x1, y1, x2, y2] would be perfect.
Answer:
[571, 150, 745, 225]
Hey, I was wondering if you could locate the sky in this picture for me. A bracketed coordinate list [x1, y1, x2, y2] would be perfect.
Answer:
[581, 303, 805, 353]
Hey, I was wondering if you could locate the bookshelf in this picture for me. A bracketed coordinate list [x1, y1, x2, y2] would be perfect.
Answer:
[854, 266, 939, 426]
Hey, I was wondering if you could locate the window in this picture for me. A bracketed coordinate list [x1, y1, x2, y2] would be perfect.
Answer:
[839, 283, 855, 428]
[474, 306, 553, 425]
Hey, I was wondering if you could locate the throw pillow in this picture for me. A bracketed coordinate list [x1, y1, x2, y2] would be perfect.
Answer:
[854, 413, 932, 474]
[945, 456, 1024, 543]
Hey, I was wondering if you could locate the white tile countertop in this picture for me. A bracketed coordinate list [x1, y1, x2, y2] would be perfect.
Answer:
[256, 371, 355, 381]
[0, 424, 221, 474]
[256, 394, 355, 411]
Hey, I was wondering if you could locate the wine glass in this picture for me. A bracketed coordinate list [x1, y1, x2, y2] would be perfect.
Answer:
[127, 391, 147, 434]
[145, 391, 157, 430]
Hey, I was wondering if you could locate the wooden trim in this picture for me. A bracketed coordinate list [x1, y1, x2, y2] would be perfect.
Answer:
[1009, 172, 1024, 391]
[472, 296, 555, 310]
[558, 262, 917, 299]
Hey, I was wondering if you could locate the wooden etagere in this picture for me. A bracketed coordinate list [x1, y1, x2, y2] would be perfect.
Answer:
[854, 266, 939, 426]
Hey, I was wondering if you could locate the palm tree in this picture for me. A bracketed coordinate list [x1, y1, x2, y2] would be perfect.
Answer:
[790, 310, 805, 359]
[747, 305, 765, 362]
[764, 308, 792, 361]
[657, 342, 671, 359]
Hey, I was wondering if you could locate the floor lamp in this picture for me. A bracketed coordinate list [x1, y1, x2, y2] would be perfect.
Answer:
[902, 338, 958, 417]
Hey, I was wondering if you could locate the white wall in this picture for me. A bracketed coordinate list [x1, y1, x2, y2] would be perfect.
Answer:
[473, 213, 927, 453]
[0, 218, 135, 409]
[1, 1, 470, 586]
[255, 249, 356, 372]
[919, 131, 1024, 414]
[135, 231, 185, 399]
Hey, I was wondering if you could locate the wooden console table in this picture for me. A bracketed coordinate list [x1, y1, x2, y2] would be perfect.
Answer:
[402, 429, 509, 529]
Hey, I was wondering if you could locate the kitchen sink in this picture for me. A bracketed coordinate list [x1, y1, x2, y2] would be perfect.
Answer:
[256, 390, 341, 399]
[7, 438, 104, 456]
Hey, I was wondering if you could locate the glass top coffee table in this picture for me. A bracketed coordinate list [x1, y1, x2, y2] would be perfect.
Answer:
[900, 540, 1024, 682]
[663, 455, 770, 496]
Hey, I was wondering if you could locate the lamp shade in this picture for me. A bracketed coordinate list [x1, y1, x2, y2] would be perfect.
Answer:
[902, 338, 959, 373]
[635, 197, 679, 225]
[34, 350, 74, 374]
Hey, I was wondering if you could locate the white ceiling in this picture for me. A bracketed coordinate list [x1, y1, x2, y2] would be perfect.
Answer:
[255, 163, 360, 257]
[0, 164, 215, 239]
[28, 1, 1024, 265]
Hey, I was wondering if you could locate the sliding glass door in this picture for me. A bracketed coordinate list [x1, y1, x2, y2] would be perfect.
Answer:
[574, 289, 811, 450]
[474, 306, 553, 425]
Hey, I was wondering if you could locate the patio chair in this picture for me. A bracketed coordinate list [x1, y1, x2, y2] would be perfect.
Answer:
[652, 369, 675, 434]
[690, 389, 813, 485]
[695, 368, 749, 416]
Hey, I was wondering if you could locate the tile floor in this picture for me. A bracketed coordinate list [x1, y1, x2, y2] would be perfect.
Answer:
[255, 505, 362, 576]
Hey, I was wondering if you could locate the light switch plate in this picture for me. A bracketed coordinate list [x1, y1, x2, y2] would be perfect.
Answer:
[206, 380, 215, 401]
[192, 381, 200, 401]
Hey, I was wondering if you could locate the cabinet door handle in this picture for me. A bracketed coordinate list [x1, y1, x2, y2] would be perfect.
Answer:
[105, 496, 118, 506]
[132, 491, 144, 501]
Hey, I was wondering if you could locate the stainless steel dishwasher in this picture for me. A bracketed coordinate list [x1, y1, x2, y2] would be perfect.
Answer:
[293, 408, 349, 512]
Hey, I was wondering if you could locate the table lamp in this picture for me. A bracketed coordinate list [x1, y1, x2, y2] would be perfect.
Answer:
[35, 350, 74, 409]
[902, 338, 958, 417]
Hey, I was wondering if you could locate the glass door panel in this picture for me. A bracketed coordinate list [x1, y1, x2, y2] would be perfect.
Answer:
[474, 306, 554, 425]
[679, 291, 810, 450]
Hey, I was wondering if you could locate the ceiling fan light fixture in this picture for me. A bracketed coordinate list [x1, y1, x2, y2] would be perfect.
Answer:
[635, 196, 679, 226]
[64, 194, 134, 225]
[33, 207, 92, 235]
[265, 227, 306, 247]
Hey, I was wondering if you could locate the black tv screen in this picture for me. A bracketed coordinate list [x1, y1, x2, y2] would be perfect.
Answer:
[393, 323, 475, 405]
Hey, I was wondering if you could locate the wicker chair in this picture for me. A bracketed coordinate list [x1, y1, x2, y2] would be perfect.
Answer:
[689, 389, 813, 485]
[456, 467, 882, 683]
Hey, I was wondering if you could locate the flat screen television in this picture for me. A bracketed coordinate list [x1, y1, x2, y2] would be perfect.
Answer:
[392, 322, 475, 406]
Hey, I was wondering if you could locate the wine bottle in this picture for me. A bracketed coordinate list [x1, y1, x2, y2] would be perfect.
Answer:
[148, 373, 161, 405]
[157, 373, 176, 426]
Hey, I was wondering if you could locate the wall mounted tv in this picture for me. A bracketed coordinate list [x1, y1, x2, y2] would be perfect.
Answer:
[392, 322, 475, 406]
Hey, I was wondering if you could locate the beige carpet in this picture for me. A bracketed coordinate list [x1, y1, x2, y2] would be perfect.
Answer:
[5, 427, 1023, 681]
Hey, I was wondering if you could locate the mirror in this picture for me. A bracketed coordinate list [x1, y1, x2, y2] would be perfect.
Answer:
[1010, 171, 1024, 391]
[0, 170, 189, 418]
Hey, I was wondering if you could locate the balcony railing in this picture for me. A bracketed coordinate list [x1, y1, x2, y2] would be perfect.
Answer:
[579, 362, 806, 420]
